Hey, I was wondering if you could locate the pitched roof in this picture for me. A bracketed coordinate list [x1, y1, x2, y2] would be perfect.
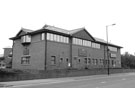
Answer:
[9, 24, 122, 48]
[16, 28, 33, 37]
[69, 27, 84, 35]
[43, 25, 86, 35]
[43, 25, 69, 34]
[21, 27, 33, 33]
[94, 37, 107, 43]
[94, 37, 122, 48]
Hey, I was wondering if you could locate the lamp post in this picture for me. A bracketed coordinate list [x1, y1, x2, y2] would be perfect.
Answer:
[106, 23, 116, 75]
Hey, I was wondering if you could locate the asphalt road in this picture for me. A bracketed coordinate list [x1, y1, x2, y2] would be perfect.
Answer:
[1, 73, 135, 88]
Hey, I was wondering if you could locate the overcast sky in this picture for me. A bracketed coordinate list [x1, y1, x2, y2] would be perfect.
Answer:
[0, 0, 135, 55]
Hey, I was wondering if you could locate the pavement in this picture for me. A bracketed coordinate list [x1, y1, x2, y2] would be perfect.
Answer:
[1, 72, 135, 88]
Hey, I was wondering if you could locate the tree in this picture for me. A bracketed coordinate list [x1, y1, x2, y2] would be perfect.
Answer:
[121, 52, 135, 69]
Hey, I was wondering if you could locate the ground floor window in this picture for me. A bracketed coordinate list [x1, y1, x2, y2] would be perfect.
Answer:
[88, 58, 91, 64]
[51, 56, 56, 65]
[84, 58, 87, 64]
[66, 58, 69, 62]
[21, 56, 30, 64]
[60, 58, 63, 63]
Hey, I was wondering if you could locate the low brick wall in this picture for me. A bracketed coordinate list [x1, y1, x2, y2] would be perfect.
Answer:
[0, 68, 135, 82]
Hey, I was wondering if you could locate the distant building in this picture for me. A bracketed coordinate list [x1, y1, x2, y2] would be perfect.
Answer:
[0, 48, 12, 69]
[10, 25, 122, 70]
[0, 54, 6, 69]
[3, 48, 12, 68]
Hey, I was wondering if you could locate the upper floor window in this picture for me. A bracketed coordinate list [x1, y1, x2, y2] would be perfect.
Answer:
[41, 33, 45, 40]
[73, 38, 92, 47]
[73, 38, 82, 45]
[83, 40, 91, 47]
[92, 42, 100, 49]
[51, 56, 56, 65]
[21, 35, 31, 43]
[47, 33, 69, 43]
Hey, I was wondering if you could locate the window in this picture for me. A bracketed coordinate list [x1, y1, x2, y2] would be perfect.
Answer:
[74, 57, 77, 60]
[96, 43, 100, 49]
[50, 33, 54, 41]
[60, 58, 63, 63]
[41, 33, 45, 40]
[88, 58, 91, 64]
[73, 38, 82, 45]
[92, 43, 100, 49]
[84, 58, 87, 64]
[92, 59, 95, 65]
[21, 57, 30, 64]
[95, 59, 98, 65]
[21, 35, 31, 43]
[112, 60, 114, 66]
[51, 56, 56, 65]
[60, 36, 63, 42]
[105, 60, 108, 65]
[23, 48, 29, 55]
[79, 39, 82, 45]
[47, 33, 69, 43]
[66, 58, 69, 62]
[78, 59, 81, 63]
[47, 33, 50, 40]
[100, 59, 103, 65]
[73, 38, 76, 44]
[63, 37, 66, 43]
[56, 35, 60, 42]
[88, 41, 91, 47]
[65, 37, 69, 43]
[53, 34, 57, 41]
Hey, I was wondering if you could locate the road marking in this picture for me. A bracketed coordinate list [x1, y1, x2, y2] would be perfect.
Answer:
[101, 81, 106, 83]
[122, 78, 126, 80]
[11, 80, 73, 88]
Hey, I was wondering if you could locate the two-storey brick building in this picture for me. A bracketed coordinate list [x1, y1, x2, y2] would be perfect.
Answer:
[10, 25, 122, 70]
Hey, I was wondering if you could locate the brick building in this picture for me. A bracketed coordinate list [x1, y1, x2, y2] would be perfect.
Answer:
[10, 25, 122, 70]
[0, 48, 12, 69]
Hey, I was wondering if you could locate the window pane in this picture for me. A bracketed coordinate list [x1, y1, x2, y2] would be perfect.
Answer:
[88, 41, 91, 47]
[73, 38, 75, 44]
[63, 37, 66, 43]
[79, 39, 82, 45]
[53, 34, 57, 41]
[41, 33, 45, 40]
[65, 37, 68, 43]
[56, 35, 60, 42]
[51, 56, 56, 65]
[47, 33, 50, 40]
[50, 34, 54, 41]
[26, 35, 31, 42]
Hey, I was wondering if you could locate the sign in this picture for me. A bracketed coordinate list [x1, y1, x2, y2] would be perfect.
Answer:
[78, 48, 87, 57]
[110, 53, 116, 58]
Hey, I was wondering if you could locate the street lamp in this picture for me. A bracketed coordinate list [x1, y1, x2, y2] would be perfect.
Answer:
[106, 23, 116, 75]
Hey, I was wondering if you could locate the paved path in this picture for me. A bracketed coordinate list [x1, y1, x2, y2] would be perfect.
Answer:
[1, 73, 135, 88]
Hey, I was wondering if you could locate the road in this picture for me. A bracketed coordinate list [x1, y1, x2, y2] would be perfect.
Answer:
[1, 73, 135, 88]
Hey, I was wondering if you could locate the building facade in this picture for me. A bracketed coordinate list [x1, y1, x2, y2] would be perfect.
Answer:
[0, 48, 12, 69]
[10, 25, 122, 70]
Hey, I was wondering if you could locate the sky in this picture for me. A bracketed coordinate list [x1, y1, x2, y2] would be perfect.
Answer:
[0, 0, 135, 55]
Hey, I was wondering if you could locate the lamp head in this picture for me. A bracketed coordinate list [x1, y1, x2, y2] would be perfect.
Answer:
[112, 24, 116, 26]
